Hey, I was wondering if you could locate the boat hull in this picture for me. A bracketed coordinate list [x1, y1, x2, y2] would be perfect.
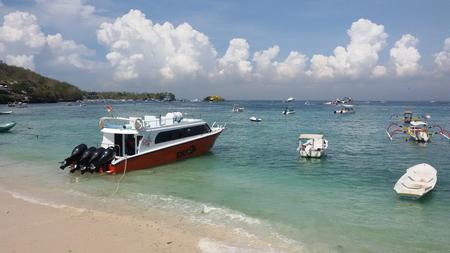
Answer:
[108, 130, 222, 173]
[300, 150, 325, 158]
[0, 122, 16, 132]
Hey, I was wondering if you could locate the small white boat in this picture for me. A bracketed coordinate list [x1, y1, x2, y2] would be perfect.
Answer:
[232, 104, 244, 112]
[394, 163, 437, 199]
[286, 97, 295, 102]
[282, 107, 295, 115]
[0, 110, 12, 115]
[304, 101, 311, 106]
[249, 116, 262, 122]
[334, 104, 354, 114]
[297, 134, 328, 158]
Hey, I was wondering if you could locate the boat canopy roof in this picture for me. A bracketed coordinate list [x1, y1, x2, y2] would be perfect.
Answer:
[410, 121, 427, 126]
[299, 134, 324, 139]
[100, 112, 204, 132]
[342, 104, 354, 108]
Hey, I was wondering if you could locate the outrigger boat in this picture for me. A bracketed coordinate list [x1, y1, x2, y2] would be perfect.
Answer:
[297, 134, 328, 158]
[325, 97, 352, 105]
[394, 163, 437, 199]
[385, 111, 450, 142]
[60, 111, 225, 174]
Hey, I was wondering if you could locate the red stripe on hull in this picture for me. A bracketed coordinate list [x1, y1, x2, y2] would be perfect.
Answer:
[109, 131, 222, 173]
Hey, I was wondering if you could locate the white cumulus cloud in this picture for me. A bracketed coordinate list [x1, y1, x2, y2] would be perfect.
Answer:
[6, 54, 35, 70]
[371, 65, 387, 77]
[0, 11, 97, 71]
[97, 9, 218, 82]
[252, 45, 307, 80]
[0, 11, 46, 69]
[34, 0, 107, 36]
[46, 33, 97, 69]
[434, 38, 450, 73]
[389, 34, 421, 76]
[307, 18, 388, 79]
[218, 38, 252, 80]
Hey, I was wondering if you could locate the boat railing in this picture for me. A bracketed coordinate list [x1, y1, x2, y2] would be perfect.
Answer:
[211, 121, 227, 130]
[100, 114, 204, 130]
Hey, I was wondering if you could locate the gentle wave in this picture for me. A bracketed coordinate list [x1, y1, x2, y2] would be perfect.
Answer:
[0, 187, 86, 212]
[133, 192, 305, 252]
[198, 237, 284, 253]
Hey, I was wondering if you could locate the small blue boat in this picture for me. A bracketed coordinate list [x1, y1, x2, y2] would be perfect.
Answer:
[0, 122, 16, 132]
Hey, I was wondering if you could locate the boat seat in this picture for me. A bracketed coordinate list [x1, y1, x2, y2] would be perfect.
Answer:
[401, 182, 423, 190]
[408, 174, 434, 183]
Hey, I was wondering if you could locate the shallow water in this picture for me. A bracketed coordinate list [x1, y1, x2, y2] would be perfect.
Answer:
[1, 101, 450, 253]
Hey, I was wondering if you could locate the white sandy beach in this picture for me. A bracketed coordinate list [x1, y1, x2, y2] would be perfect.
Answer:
[0, 190, 202, 253]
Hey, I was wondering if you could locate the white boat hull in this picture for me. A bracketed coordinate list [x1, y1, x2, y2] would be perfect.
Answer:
[299, 150, 325, 158]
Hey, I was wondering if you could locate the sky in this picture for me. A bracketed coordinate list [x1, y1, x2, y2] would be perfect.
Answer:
[0, 0, 449, 100]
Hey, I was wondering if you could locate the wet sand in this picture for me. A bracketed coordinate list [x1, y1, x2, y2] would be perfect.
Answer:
[0, 190, 200, 253]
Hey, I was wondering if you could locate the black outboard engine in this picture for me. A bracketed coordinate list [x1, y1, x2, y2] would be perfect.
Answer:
[87, 147, 105, 173]
[60, 144, 87, 170]
[72, 147, 96, 174]
[94, 147, 116, 172]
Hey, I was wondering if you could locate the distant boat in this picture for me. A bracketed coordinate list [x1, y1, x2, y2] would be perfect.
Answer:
[232, 104, 244, 112]
[304, 101, 311, 105]
[285, 97, 295, 102]
[0, 110, 12, 115]
[249, 116, 262, 122]
[394, 163, 437, 199]
[8, 102, 27, 108]
[0, 122, 16, 132]
[282, 107, 295, 115]
[325, 97, 352, 105]
[334, 104, 355, 114]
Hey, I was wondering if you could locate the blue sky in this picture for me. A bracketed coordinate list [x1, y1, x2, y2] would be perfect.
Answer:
[0, 0, 449, 100]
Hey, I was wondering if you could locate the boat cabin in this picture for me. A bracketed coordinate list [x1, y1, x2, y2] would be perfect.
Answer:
[404, 111, 413, 124]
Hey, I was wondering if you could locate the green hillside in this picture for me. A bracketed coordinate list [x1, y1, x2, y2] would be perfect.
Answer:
[0, 62, 176, 103]
[0, 61, 83, 103]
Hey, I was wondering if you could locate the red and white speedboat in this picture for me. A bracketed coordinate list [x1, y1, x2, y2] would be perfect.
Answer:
[101, 112, 225, 173]
[60, 112, 225, 174]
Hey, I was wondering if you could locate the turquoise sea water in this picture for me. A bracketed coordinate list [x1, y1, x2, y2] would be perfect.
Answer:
[1, 101, 450, 252]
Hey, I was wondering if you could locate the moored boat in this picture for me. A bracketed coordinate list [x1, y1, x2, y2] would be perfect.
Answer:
[297, 134, 328, 158]
[232, 104, 244, 112]
[0, 122, 16, 132]
[394, 163, 437, 199]
[0, 110, 13, 115]
[334, 104, 355, 114]
[282, 107, 295, 115]
[385, 111, 450, 142]
[249, 116, 262, 122]
[285, 97, 295, 102]
[60, 112, 225, 174]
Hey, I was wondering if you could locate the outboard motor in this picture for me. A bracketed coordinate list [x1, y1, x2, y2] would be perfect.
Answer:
[94, 147, 116, 173]
[72, 147, 96, 174]
[60, 144, 87, 170]
[87, 147, 105, 173]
